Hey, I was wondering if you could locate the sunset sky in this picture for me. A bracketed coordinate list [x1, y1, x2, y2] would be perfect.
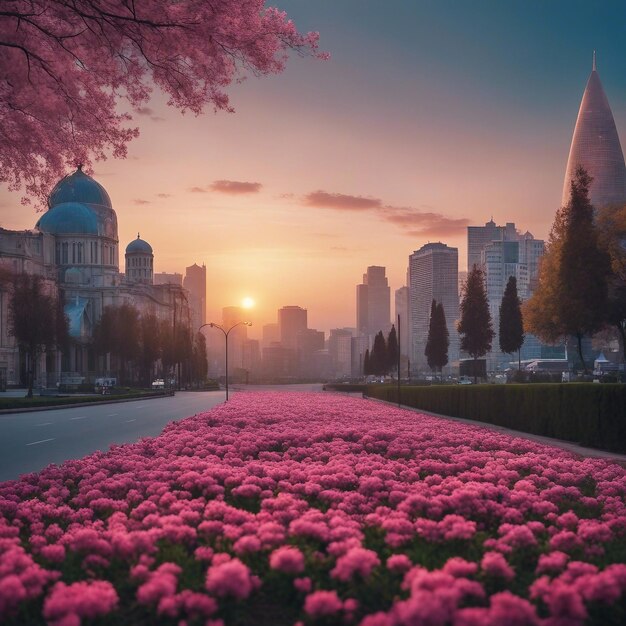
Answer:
[2, 0, 626, 336]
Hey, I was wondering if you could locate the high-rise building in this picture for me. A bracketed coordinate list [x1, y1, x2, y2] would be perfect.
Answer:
[328, 328, 353, 378]
[221, 306, 247, 374]
[278, 306, 307, 350]
[296, 328, 325, 377]
[480, 228, 546, 369]
[351, 335, 370, 378]
[394, 286, 410, 360]
[183, 263, 206, 331]
[262, 323, 280, 348]
[409, 243, 459, 373]
[356, 266, 391, 341]
[467, 220, 517, 270]
[562, 54, 626, 210]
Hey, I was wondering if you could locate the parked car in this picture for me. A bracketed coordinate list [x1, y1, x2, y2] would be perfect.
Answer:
[458, 376, 473, 385]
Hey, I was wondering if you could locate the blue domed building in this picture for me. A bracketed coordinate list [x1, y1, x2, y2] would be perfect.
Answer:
[0, 167, 192, 387]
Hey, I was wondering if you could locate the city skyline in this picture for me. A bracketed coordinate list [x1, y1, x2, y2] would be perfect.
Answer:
[2, 2, 626, 335]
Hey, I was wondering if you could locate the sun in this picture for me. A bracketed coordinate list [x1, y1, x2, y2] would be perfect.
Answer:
[242, 297, 255, 309]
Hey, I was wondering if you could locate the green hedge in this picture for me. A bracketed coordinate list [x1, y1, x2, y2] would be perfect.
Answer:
[0, 390, 173, 411]
[365, 384, 626, 453]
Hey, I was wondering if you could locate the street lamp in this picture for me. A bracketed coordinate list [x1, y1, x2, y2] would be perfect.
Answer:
[200, 321, 251, 401]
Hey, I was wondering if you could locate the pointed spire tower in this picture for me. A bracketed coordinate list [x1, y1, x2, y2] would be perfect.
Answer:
[562, 53, 626, 209]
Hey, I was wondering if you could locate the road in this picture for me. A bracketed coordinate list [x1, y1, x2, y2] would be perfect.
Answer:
[0, 391, 225, 482]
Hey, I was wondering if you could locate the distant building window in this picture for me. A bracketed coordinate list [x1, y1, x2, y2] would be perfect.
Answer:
[62, 242, 68, 264]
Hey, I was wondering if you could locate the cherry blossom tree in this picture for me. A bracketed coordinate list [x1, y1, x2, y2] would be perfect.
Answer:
[0, 0, 325, 206]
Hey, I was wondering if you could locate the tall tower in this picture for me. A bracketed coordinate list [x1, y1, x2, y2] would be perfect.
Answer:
[278, 306, 308, 350]
[356, 266, 391, 341]
[562, 53, 626, 209]
[183, 263, 206, 330]
[409, 243, 459, 373]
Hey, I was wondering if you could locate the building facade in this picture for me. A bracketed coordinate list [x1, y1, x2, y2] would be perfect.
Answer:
[356, 266, 391, 342]
[562, 54, 626, 210]
[409, 243, 459, 374]
[183, 263, 207, 332]
[278, 306, 308, 350]
[0, 168, 191, 387]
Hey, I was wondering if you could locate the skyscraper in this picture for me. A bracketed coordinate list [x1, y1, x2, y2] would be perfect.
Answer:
[562, 53, 626, 209]
[278, 306, 307, 350]
[467, 220, 517, 271]
[356, 266, 391, 341]
[409, 243, 459, 373]
[394, 286, 409, 359]
[183, 263, 206, 331]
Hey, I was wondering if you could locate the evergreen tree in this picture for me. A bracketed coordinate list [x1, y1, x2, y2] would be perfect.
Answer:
[139, 313, 160, 386]
[425, 300, 449, 376]
[93, 304, 140, 384]
[386, 324, 399, 377]
[458, 265, 494, 380]
[363, 349, 371, 376]
[370, 331, 387, 376]
[8, 274, 68, 397]
[597, 204, 626, 365]
[499, 276, 524, 370]
[192, 332, 208, 387]
[525, 167, 611, 373]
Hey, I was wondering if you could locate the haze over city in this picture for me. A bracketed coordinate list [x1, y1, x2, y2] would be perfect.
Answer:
[2, 0, 626, 336]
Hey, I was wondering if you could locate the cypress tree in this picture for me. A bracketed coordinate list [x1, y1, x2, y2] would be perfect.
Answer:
[499, 276, 525, 370]
[425, 300, 449, 377]
[387, 324, 399, 377]
[370, 331, 387, 376]
[363, 349, 370, 376]
[458, 265, 494, 380]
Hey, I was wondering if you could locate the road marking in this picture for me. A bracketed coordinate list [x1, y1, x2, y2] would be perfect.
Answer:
[36, 422, 53, 426]
[26, 438, 55, 446]
[69, 416, 88, 421]
[133, 405, 146, 410]
[125, 419, 136, 423]
[107, 413, 119, 417]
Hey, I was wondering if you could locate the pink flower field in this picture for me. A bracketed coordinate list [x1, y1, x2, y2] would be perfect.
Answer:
[1, 392, 625, 626]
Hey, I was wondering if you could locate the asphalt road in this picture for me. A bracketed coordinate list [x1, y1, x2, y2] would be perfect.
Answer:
[0, 391, 225, 482]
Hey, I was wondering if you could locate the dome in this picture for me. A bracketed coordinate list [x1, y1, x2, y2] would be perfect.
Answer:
[126, 234, 153, 254]
[48, 166, 112, 210]
[36, 202, 98, 235]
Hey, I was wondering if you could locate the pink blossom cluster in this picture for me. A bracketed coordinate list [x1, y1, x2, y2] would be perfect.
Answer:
[0, 391, 624, 624]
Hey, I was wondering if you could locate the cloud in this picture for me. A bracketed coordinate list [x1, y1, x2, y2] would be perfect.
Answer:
[302, 189, 469, 237]
[157, 193, 172, 198]
[150, 116, 166, 123]
[210, 180, 262, 194]
[189, 186, 208, 193]
[382, 206, 470, 237]
[303, 190, 382, 211]
[133, 199, 150, 205]
[136, 106, 154, 116]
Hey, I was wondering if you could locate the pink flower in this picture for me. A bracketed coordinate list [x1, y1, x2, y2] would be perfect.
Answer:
[43, 580, 118, 625]
[481, 552, 515, 581]
[294, 577, 312, 593]
[269, 546, 305, 574]
[330, 547, 380, 581]
[304, 590, 343, 617]
[387, 554, 412, 573]
[205, 558, 254, 600]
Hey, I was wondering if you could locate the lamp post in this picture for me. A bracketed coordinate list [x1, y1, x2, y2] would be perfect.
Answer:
[200, 321, 251, 401]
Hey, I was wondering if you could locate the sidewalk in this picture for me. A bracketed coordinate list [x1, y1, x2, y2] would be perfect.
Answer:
[364, 395, 626, 463]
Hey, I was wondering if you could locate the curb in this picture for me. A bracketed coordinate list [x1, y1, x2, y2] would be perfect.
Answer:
[0, 392, 175, 416]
